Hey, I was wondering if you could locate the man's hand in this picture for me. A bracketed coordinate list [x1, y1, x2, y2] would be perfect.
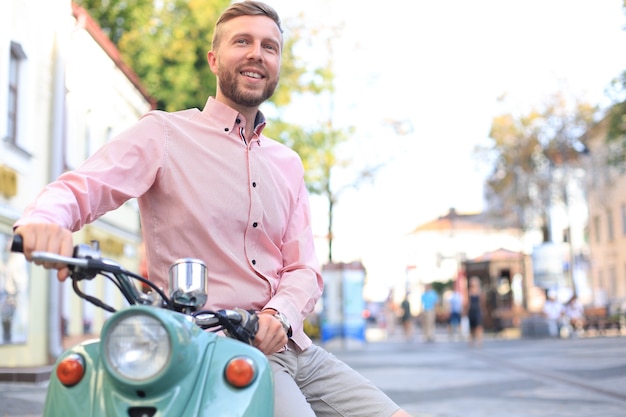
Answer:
[253, 309, 288, 355]
[14, 223, 74, 281]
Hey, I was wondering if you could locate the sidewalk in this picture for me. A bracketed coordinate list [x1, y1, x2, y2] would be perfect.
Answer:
[1, 326, 625, 417]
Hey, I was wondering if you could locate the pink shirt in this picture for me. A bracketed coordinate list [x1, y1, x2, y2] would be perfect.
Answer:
[15, 97, 324, 349]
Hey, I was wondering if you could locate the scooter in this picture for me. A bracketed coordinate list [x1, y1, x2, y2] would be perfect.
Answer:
[11, 235, 274, 417]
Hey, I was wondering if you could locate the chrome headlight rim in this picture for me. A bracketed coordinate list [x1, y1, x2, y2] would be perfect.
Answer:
[102, 310, 172, 383]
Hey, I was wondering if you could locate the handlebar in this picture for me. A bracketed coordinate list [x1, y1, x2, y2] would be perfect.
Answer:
[11, 234, 101, 270]
[10, 234, 259, 344]
[11, 234, 23, 253]
[194, 308, 259, 344]
[11, 234, 168, 310]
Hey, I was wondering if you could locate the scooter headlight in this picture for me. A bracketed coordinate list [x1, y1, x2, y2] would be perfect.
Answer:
[103, 312, 171, 381]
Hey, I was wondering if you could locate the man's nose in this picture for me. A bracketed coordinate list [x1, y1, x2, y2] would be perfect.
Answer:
[247, 42, 263, 60]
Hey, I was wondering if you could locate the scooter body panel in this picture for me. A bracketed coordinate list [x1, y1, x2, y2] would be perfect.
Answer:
[43, 306, 274, 417]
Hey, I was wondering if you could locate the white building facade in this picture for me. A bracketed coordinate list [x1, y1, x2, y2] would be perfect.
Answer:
[584, 116, 626, 312]
[0, 0, 154, 369]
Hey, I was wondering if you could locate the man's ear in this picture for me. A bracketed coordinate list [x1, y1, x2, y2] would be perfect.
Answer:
[207, 51, 217, 74]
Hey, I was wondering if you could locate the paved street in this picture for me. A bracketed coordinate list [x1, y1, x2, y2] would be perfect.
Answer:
[1, 331, 625, 416]
[330, 332, 626, 417]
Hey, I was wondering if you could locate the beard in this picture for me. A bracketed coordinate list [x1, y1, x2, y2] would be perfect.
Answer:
[217, 62, 279, 107]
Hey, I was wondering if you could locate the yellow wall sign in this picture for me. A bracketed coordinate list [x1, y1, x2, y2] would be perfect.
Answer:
[0, 165, 17, 198]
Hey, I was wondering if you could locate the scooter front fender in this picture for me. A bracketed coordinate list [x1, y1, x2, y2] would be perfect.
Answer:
[43, 307, 273, 416]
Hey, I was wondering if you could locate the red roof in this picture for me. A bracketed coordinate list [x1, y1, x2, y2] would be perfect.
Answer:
[411, 208, 487, 233]
[468, 248, 523, 262]
[410, 208, 520, 234]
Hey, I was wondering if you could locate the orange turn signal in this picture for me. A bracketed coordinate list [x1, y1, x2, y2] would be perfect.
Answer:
[56, 353, 86, 387]
[224, 356, 256, 388]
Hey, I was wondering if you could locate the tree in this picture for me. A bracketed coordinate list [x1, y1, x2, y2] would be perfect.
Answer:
[477, 92, 596, 241]
[74, 0, 153, 45]
[118, 0, 231, 110]
[75, 0, 306, 111]
[264, 23, 379, 263]
[605, 71, 626, 168]
[604, 0, 626, 165]
[76, 1, 378, 262]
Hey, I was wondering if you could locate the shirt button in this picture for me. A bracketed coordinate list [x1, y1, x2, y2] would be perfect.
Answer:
[253, 222, 258, 227]
[224, 127, 229, 132]
[251, 259, 256, 265]
[236, 118, 241, 124]
[252, 182, 257, 187]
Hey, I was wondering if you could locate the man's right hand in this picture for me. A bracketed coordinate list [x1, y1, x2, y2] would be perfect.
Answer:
[253, 310, 289, 355]
[14, 223, 74, 281]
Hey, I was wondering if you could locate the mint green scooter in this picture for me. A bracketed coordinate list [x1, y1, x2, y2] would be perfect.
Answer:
[11, 236, 274, 417]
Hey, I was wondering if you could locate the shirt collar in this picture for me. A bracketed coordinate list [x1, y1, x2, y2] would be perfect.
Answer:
[202, 97, 267, 139]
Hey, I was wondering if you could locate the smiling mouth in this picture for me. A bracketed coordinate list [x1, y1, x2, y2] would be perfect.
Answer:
[241, 71, 263, 79]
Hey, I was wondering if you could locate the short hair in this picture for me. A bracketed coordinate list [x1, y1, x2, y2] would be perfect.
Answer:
[212, 1, 283, 50]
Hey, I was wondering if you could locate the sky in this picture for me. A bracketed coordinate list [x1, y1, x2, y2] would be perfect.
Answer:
[266, 0, 626, 295]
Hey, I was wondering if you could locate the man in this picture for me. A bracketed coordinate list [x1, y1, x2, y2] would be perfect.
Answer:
[400, 295, 412, 340]
[420, 283, 438, 343]
[543, 290, 563, 337]
[13, 1, 411, 416]
[447, 288, 463, 340]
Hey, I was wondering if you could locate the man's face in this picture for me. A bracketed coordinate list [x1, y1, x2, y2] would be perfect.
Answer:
[208, 15, 281, 109]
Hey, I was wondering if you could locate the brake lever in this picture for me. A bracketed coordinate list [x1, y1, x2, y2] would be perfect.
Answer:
[226, 308, 259, 345]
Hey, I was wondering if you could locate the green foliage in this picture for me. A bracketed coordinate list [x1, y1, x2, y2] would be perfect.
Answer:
[431, 280, 453, 296]
[605, 71, 626, 167]
[264, 20, 369, 262]
[266, 21, 358, 199]
[74, 0, 352, 179]
[75, 0, 153, 45]
[119, 0, 230, 110]
[606, 5, 626, 167]
[270, 16, 309, 108]
[478, 92, 596, 236]
[264, 119, 353, 196]
[74, 1, 365, 261]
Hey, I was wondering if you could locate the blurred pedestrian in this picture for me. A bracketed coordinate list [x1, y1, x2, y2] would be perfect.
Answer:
[447, 288, 463, 341]
[563, 294, 585, 336]
[467, 277, 484, 348]
[542, 290, 563, 337]
[420, 283, 439, 343]
[400, 295, 413, 341]
[384, 292, 398, 337]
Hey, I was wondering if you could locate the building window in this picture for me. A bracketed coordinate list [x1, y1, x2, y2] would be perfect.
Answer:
[621, 204, 626, 236]
[6, 42, 27, 145]
[608, 266, 616, 302]
[606, 209, 614, 242]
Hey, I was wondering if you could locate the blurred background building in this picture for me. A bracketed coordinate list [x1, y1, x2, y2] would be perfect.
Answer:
[0, 0, 154, 370]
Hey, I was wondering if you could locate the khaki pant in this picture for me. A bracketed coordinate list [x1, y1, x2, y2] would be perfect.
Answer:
[269, 341, 400, 417]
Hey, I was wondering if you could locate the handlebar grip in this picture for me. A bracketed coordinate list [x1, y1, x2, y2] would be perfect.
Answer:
[11, 235, 23, 253]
